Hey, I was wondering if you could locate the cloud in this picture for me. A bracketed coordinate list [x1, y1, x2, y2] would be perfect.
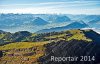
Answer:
[0, 1, 100, 14]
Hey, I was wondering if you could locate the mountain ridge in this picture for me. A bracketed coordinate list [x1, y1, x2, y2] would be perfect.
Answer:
[0, 29, 100, 64]
[37, 21, 89, 33]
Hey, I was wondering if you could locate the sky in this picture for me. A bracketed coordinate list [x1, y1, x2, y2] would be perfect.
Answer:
[0, 0, 100, 15]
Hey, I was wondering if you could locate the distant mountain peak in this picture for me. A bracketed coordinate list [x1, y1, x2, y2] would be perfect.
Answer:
[78, 20, 86, 24]
[0, 30, 7, 34]
[32, 17, 49, 25]
[54, 16, 71, 22]
[14, 31, 31, 36]
[66, 21, 88, 28]
[35, 17, 42, 20]
[37, 21, 89, 33]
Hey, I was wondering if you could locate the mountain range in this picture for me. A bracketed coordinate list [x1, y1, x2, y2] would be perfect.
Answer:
[0, 14, 100, 33]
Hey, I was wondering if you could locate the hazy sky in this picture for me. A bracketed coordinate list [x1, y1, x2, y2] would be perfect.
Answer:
[0, 0, 100, 15]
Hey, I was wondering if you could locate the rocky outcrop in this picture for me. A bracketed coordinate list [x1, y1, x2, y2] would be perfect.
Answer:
[39, 40, 100, 64]
[0, 51, 3, 57]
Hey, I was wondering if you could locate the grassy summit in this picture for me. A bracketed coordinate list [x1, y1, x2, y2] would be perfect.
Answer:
[44, 29, 92, 42]
[67, 30, 92, 41]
